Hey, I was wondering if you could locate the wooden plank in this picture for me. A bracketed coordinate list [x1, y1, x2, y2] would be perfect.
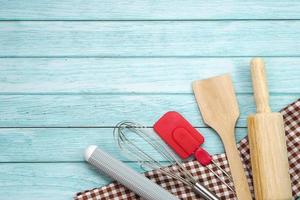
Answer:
[0, 162, 117, 200]
[1, 57, 300, 93]
[1, 21, 300, 57]
[1, 1, 300, 20]
[0, 127, 247, 162]
[0, 94, 296, 127]
[0, 161, 167, 199]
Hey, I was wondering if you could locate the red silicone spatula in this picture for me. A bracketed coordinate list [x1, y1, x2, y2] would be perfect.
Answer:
[154, 111, 233, 191]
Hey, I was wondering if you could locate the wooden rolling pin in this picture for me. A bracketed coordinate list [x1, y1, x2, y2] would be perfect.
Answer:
[247, 58, 292, 200]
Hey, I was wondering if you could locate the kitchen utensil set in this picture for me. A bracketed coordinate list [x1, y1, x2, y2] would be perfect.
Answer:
[84, 58, 292, 200]
[113, 121, 219, 200]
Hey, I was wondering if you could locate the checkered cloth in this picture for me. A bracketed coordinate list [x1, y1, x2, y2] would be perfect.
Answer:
[75, 99, 300, 200]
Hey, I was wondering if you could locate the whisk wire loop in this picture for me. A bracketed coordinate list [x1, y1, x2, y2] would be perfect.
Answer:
[113, 121, 197, 186]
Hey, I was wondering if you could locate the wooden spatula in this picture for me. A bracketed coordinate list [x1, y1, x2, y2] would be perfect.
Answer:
[192, 74, 252, 200]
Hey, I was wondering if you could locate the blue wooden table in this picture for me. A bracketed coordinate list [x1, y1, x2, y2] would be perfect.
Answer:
[1, 1, 300, 199]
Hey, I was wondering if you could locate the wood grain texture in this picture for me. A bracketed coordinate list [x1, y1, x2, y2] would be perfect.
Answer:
[193, 75, 240, 133]
[0, 94, 296, 127]
[0, 162, 119, 200]
[0, 128, 247, 162]
[248, 58, 292, 199]
[1, 21, 300, 57]
[1, 1, 300, 199]
[1, 57, 300, 93]
[248, 114, 292, 200]
[1, 0, 300, 20]
[193, 74, 252, 200]
[250, 58, 271, 113]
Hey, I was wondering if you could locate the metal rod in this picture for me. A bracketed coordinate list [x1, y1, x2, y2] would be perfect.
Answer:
[206, 165, 234, 192]
[211, 160, 233, 182]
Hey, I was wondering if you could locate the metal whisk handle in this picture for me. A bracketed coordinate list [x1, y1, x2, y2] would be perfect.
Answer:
[193, 183, 220, 200]
[85, 145, 180, 200]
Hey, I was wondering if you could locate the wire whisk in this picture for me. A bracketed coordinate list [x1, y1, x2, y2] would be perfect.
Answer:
[114, 121, 220, 200]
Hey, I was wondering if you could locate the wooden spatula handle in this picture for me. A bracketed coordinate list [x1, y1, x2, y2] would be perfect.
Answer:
[222, 131, 252, 200]
[251, 58, 271, 113]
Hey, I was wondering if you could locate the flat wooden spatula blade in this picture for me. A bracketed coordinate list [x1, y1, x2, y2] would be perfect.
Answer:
[192, 74, 239, 133]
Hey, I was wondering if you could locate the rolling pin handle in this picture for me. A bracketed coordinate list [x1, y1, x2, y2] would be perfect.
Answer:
[250, 58, 272, 113]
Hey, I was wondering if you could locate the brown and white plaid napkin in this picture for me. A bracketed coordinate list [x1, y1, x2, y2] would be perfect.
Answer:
[75, 99, 300, 200]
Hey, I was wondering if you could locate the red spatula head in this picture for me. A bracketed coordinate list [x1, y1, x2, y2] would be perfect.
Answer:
[153, 111, 204, 159]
